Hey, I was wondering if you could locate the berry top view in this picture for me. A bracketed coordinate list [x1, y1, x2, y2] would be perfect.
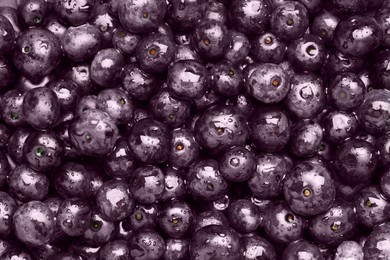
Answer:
[0, 0, 390, 259]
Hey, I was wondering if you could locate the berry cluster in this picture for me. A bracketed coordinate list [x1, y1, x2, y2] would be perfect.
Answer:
[0, 0, 389, 259]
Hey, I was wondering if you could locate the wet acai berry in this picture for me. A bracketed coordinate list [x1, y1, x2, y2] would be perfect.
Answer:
[0, 0, 389, 258]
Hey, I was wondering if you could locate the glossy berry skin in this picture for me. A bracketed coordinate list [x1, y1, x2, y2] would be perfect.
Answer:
[103, 138, 137, 180]
[13, 28, 61, 80]
[378, 133, 390, 167]
[23, 131, 64, 173]
[219, 146, 255, 182]
[8, 164, 49, 202]
[283, 161, 336, 216]
[334, 139, 378, 186]
[227, 94, 255, 119]
[17, 0, 49, 27]
[54, 162, 94, 199]
[192, 210, 229, 233]
[118, 0, 166, 34]
[20, 72, 52, 91]
[195, 105, 249, 155]
[191, 20, 229, 60]
[117, 217, 133, 241]
[363, 222, 390, 259]
[0, 6, 20, 33]
[250, 32, 286, 64]
[121, 63, 159, 101]
[7, 127, 32, 164]
[323, 50, 364, 78]
[1, 89, 26, 127]
[371, 48, 390, 90]
[229, 0, 272, 35]
[96, 181, 134, 222]
[358, 89, 390, 134]
[0, 14, 14, 55]
[159, 200, 194, 238]
[355, 186, 390, 228]
[75, 95, 96, 116]
[243, 62, 261, 83]
[129, 229, 165, 260]
[0, 57, 16, 94]
[330, 0, 368, 15]
[112, 27, 140, 55]
[128, 118, 170, 164]
[287, 34, 326, 72]
[96, 88, 134, 125]
[242, 235, 276, 260]
[334, 241, 364, 260]
[377, 10, 390, 48]
[166, 0, 202, 32]
[29, 242, 63, 259]
[227, 199, 261, 233]
[136, 33, 176, 74]
[54, 0, 95, 26]
[129, 204, 160, 231]
[204, 194, 231, 212]
[290, 121, 323, 157]
[164, 238, 189, 260]
[130, 165, 165, 204]
[264, 201, 306, 244]
[167, 60, 208, 100]
[381, 169, 390, 198]
[0, 124, 10, 150]
[270, 1, 309, 41]
[334, 16, 383, 57]
[247, 63, 290, 104]
[282, 240, 323, 260]
[48, 253, 80, 260]
[186, 159, 229, 202]
[90, 48, 124, 88]
[2, 247, 33, 260]
[149, 89, 191, 128]
[0, 239, 12, 260]
[69, 109, 119, 156]
[57, 198, 92, 237]
[160, 166, 186, 202]
[309, 200, 356, 246]
[68, 240, 100, 259]
[284, 73, 326, 119]
[99, 240, 130, 260]
[62, 24, 102, 62]
[0, 152, 8, 188]
[175, 44, 203, 62]
[90, 3, 119, 48]
[169, 128, 199, 169]
[296, 0, 323, 14]
[44, 15, 67, 40]
[13, 201, 55, 246]
[47, 79, 81, 112]
[203, 2, 228, 24]
[211, 61, 243, 97]
[311, 10, 340, 44]
[0, 192, 16, 237]
[248, 154, 291, 199]
[224, 30, 250, 64]
[322, 110, 358, 144]
[250, 106, 290, 152]
[22, 87, 60, 130]
[193, 89, 223, 112]
[329, 72, 365, 110]
[189, 225, 242, 260]
[63, 62, 93, 95]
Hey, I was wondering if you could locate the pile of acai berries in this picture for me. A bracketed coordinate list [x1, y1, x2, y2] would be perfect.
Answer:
[0, 0, 390, 259]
